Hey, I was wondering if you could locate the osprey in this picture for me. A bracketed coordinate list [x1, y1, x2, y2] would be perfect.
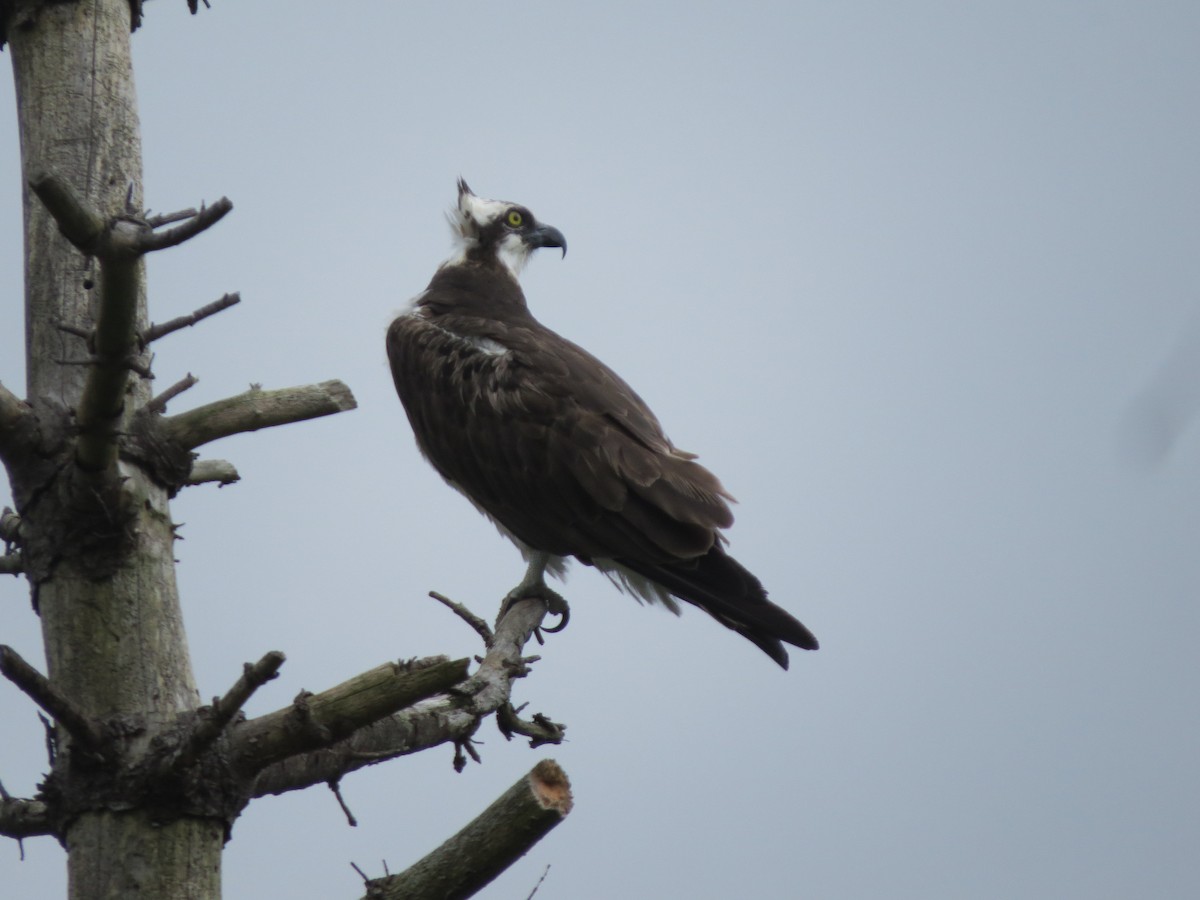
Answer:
[386, 180, 818, 668]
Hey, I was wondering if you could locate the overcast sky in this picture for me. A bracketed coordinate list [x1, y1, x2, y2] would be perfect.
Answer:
[3, 2, 1199, 898]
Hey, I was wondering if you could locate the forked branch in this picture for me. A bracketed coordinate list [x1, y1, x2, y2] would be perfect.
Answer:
[28, 172, 232, 473]
[251, 597, 565, 797]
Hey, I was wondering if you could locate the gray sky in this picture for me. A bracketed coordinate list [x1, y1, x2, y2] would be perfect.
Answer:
[3, 2, 1199, 897]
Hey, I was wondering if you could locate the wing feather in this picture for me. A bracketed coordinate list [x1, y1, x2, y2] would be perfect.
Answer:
[386, 309, 732, 564]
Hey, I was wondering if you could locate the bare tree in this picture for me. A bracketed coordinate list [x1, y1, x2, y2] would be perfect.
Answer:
[0, 3, 569, 897]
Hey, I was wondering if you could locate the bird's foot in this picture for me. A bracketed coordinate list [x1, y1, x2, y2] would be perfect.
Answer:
[499, 581, 570, 634]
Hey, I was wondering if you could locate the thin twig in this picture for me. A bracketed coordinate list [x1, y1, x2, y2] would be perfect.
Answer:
[0, 646, 104, 751]
[178, 651, 285, 766]
[136, 198, 232, 252]
[452, 737, 483, 773]
[429, 591, 494, 642]
[328, 780, 358, 827]
[213, 652, 286, 727]
[143, 373, 199, 415]
[142, 292, 241, 345]
[38, 714, 56, 766]
[496, 702, 567, 749]
[145, 207, 197, 228]
[526, 865, 552, 900]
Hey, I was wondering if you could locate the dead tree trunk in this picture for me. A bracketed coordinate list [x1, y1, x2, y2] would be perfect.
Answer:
[7, 1, 220, 896]
[0, 3, 569, 898]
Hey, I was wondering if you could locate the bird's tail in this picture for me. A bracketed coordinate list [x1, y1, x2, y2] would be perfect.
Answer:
[619, 545, 818, 669]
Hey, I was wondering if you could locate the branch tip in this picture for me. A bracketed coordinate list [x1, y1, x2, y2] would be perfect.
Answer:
[163, 380, 357, 450]
[142, 292, 241, 345]
[144, 373, 198, 415]
[169, 651, 286, 772]
[429, 591, 493, 642]
[185, 459, 241, 488]
[328, 780, 358, 827]
[136, 197, 232, 252]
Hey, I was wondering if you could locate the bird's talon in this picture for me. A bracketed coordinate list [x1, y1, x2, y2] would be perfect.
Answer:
[541, 602, 570, 633]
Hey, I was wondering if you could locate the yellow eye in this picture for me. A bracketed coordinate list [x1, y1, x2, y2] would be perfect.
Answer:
[506, 210, 524, 228]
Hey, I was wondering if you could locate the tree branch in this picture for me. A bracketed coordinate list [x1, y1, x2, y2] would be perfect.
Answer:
[0, 791, 53, 840]
[133, 198, 231, 252]
[29, 173, 236, 473]
[171, 651, 286, 770]
[0, 381, 36, 466]
[28, 173, 105, 251]
[496, 701, 567, 749]
[429, 590, 493, 643]
[251, 597, 565, 797]
[73, 228, 143, 473]
[29, 174, 142, 473]
[364, 759, 572, 900]
[0, 507, 22, 546]
[0, 646, 105, 751]
[30, 173, 232, 258]
[185, 459, 240, 487]
[230, 655, 470, 777]
[143, 373, 198, 416]
[161, 380, 357, 450]
[141, 293, 240, 345]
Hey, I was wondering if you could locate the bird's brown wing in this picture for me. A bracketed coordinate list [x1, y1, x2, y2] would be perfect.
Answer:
[386, 312, 733, 564]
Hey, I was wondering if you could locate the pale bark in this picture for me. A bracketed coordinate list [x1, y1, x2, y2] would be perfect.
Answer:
[6, 2, 218, 897]
[252, 596, 565, 797]
[161, 380, 357, 450]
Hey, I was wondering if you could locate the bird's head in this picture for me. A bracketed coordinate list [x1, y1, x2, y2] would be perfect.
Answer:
[447, 178, 567, 278]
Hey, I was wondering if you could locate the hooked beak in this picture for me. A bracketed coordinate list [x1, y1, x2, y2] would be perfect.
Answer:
[527, 223, 567, 258]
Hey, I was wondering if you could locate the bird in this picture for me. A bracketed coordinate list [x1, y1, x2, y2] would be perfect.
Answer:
[386, 180, 818, 668]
